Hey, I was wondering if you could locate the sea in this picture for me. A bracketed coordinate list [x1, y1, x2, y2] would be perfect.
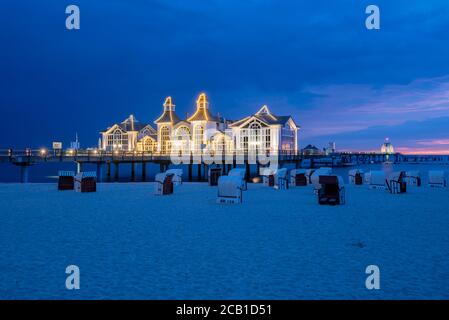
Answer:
[0, 161, 448, 184]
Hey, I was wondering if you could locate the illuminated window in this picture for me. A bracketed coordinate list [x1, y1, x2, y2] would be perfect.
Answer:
[194, 125, 204, 153]
[176, 126, 191, 153]
[160, 126, 170, 154]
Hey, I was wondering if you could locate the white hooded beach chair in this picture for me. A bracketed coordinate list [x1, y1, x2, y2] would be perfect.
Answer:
[228, 168, 247, 191]
[405, 170, 421, 187]
[217, 175, 243, 204]
[165, 169, 183, 186]
[290, 169, 307, 186]
[275, 168, 289, 189]
[260, 167, 276, 187]
[348, 169, 364, 185]
[310, 167, 333, 191]
[74, 172, 97, 193]
[154, 172, 174, 195]
[428, 171, 446, 188]
[367, 171, 386, 189]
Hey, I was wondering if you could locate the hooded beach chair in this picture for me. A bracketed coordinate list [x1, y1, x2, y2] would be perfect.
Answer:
[217, 175, 243, 204]
[405, 170, 421, 187]
[348, 169, 364, 185]
[208, 167, 223, 186]
[154, 172, 174, 195]
[290, 169, 307, 186]
[275, 168, 289, 189]
[310, 167, 333, 192]
[386, 171, 407, 194]
[58, 171, 75, 190]
[165, 169, 183, 186]
[74, 172, 97, 193]
[428, 171, 447, 188]
[228, 168, 247, 191]
[260, 167, 276, 187]
[366, 171, 386, 189]
[317, 175, 345, 205]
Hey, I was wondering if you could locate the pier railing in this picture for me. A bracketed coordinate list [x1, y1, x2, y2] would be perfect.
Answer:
[0, 149, 302, 164]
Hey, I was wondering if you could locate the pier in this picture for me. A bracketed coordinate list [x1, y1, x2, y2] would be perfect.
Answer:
[1, 149, 448, 183]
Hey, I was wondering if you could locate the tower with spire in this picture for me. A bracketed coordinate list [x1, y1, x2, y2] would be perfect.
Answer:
[154, 97, 182, 153]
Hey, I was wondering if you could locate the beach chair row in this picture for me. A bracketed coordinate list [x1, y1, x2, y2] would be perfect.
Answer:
[57, 171, 97, 193]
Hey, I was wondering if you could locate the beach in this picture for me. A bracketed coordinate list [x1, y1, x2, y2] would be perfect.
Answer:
[1, 180, 448, 299]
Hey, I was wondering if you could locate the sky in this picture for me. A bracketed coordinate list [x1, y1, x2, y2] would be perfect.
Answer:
[1, 0, 449, 154]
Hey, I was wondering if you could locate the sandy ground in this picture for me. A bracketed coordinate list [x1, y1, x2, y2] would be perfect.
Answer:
[0, 182, 448, 299]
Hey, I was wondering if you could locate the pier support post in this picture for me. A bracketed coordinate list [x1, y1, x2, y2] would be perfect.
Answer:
[19, 165, 30, 183]
[114, 162, 119, 182]
[197, 164, 202, 182]
[106, 162, 111, 181]
[131, 162, 136, 182]
[96, 163, 103, 182]
[188, 163, 193, 182]
[142, 162, 146, 182]
[245, 161, 250, 182]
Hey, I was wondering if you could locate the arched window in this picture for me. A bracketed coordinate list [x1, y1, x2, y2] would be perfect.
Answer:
[248, 121, 262, 152]
[144, 137, 156, 152]
[160, 126, 170, 154]
[113, 129, 123, 150]
[194, 125, 204, 153]
[176, 126, 191, 153]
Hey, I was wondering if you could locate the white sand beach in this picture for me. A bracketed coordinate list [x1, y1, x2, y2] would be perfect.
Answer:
[0, 182, 448, 299]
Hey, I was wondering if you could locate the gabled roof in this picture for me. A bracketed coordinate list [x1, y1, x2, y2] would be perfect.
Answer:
[139, 124, 157, 135]
[229, 105, 296, 128]
[303, 144, 319, 151]
[101, 115, 148, 133]
[187, 93, 217, 122]
[154, 96, 182, 125]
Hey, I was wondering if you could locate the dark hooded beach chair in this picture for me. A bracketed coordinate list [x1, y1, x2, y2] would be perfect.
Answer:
[208, 167, 223, 186]
[58, 171, 75, 190]
[318, 175, 345, 206]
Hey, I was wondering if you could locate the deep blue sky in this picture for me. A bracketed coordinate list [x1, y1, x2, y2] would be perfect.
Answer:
[1, 0, 449, 153]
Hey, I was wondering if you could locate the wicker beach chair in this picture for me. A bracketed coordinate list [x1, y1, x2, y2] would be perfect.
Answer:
[348, 169, 364, 185]
[290, 169, 307, 187]
[366, 171, 386, 189]
[311, 167, 333, 192]
[154, 172, 174, 195]
[318, 175, 345, 205]
[217, 175, 243, 204]
[74, 172, 97, 193]
[428, 171, 447, 188]
[208, 167, 223, 186]
[228, 168, 247, 191]
[165, 169, 183, 186]
[58, 171, 75, 190]
[275, 168, 289, 190]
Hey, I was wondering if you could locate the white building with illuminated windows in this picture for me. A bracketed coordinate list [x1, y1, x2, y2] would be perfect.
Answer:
[99, 93, 299, 154]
